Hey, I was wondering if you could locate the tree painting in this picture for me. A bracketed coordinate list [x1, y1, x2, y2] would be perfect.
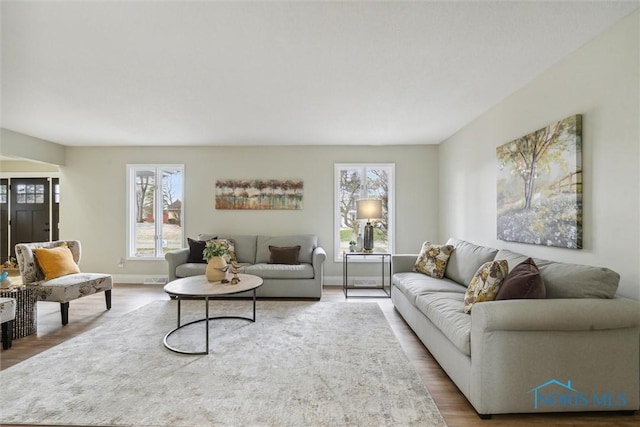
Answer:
[496, 115, 582, 249]
[215, 179, 303, 210]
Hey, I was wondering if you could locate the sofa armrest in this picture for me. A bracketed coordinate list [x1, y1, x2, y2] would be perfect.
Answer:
[312, 246, 327, 277]
[471, 297, 640, 332]
[391, 254, 417, 275]
[469, 297, 640, 415]
[165, 248, 190, 282]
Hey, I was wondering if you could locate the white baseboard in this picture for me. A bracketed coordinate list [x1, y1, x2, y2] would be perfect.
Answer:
[114, 274, 378, 287]
[113, 274, 168, 285]
[324, 275, 383, 287]
[323, 275, 342, 286]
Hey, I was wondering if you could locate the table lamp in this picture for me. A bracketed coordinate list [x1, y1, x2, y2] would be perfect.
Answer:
[356, 199, 383, 253]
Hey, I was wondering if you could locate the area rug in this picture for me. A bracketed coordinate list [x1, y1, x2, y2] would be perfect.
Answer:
[0, 300, 446, 426]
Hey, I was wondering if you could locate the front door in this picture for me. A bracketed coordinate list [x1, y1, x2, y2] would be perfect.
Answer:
[10, 178, 51, 257]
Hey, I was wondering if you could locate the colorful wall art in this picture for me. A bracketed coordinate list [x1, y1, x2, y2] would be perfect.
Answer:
[215, 179, 303, 210]
[496, 114, 582, 249]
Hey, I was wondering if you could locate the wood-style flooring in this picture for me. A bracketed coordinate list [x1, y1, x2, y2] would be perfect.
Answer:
[1, 284, 637, 427]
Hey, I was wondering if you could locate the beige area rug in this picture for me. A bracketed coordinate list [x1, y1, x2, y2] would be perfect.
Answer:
[0, 300, 446, 426]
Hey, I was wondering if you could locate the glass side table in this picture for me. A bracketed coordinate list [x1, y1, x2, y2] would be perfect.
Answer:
[342, 252, 392, 298]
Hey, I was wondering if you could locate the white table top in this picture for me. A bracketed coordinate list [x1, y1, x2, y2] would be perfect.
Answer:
[164, 274, 263, 297]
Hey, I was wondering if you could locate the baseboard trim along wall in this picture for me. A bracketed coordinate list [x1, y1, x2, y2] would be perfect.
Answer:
[113, 274, 360, 287]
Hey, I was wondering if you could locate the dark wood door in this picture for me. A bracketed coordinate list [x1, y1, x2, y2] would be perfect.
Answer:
[10, 178, 51, 256]
[0, 179, 8, 263]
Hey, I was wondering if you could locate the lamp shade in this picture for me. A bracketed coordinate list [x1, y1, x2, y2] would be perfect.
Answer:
[356, 199, 383, 220]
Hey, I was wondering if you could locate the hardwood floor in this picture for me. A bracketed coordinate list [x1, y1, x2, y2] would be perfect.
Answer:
[1, 284, 637, 426]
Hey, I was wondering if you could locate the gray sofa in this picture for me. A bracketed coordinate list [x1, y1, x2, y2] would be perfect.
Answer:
[392, 238, 640, 417]
[165, 234, 326, 299]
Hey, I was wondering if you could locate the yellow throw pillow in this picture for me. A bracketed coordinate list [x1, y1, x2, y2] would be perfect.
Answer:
[33, 243, 80, 280]
[464, 260, 509, 314]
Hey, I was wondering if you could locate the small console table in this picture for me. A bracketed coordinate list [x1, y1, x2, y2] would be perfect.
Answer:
[342, 252, 392, 298]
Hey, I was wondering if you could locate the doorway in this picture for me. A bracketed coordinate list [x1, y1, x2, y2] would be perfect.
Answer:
[0, 177, 59, 261]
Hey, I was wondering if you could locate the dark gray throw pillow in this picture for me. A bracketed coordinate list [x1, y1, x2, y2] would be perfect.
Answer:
[495, 258, 546, 300]
[268, 245, 301, 265]
[186, 238, 215, 263]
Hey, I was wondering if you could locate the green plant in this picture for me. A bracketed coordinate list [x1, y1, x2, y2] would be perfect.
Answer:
[349, 240, 356, 246]
[202, 240, 229, 262]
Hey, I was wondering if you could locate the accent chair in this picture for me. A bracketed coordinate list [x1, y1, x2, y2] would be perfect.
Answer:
[15, 241, 112, 325]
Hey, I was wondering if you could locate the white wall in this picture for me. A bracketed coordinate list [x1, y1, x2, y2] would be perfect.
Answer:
[0, 160, 59, 174]
[61, 145, 439, 282]
[0, 129, 66, 166]
[439, 11, 639, 300]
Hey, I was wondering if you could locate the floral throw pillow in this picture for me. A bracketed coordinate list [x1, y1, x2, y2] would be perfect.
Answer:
[213, 239, 237, 263]
[464, 260, 509, 314]
[413, 242, 454, 279]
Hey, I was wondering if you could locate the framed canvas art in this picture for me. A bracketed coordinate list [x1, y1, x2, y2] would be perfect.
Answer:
[215, 179, 303, 210]
[496, 114, 582, 249]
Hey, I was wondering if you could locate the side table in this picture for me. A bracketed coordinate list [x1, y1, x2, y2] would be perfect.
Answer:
[342, 252, 392, 298]
[0, 287, 37, 339]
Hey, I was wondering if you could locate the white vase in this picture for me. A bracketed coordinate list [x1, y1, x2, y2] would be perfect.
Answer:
[205, 256, 228, 282]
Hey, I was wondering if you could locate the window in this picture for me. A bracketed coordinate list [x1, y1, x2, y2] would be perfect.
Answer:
[15, 183, 45, 204]
[334, 163, 394, 261]
[0, 183, 6, 204]
[127, 165, 184, 259]
[54, 182, 60, 204]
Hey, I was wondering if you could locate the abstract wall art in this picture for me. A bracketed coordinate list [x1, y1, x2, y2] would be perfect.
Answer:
[215, 179, 303, 210]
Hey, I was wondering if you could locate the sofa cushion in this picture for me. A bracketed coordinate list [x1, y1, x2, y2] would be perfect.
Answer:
[413, 242, 454, 279]
[32, 243, 81, 281]
[464, 260, 509, 313]
[175, 263, 207, 278]
[199, 235, 257, 264]
[243, 263, 314, 279]
[186, 238, 211, 263]
[414, 292, 471, 356]
[269, 245, 301, 265]
[493, 249, 528, 271]
[445, 238, 499, 286]
[256, 235, 317, 264]
[495, 249, 619, 299]
[393, 272, 466, 305]
[496, 258, 546, 300]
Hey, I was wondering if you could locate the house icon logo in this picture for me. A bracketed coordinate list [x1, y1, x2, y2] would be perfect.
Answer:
[529, 379, 577, 409]
[529, 379, 628, 409]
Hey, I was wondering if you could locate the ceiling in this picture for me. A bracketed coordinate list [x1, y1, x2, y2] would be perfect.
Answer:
[2, 1, 638, 147]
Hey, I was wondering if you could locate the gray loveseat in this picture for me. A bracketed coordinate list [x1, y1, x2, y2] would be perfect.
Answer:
[165, 234, 326, 299]
[392, 238, 640, 417]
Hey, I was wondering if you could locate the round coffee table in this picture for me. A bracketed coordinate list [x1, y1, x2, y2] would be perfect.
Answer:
[163, 274, 263, 355]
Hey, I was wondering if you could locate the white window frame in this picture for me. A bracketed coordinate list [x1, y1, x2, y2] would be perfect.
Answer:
[126, 164, 184, 260]
[334, 163, 395, 262]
